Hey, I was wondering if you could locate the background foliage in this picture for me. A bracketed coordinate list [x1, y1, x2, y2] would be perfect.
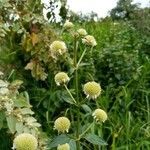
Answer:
[0, 0, 150, 149]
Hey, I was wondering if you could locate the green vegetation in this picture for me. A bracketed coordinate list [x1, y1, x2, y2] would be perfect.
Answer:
[0, 0, 149, 150]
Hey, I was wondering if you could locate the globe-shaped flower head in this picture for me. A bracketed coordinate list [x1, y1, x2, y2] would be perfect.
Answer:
[83, 81, 101, 99]
[54, 72, 70, 86]
[54, 117, 71, 133]
[92, 109, 107, 122]
[13, 133, 38, 150]
[50, 41, 67, 58]
[82, 35, 97, 47]
[77, 28, 87, 36]
[57, 143, 70, 150]
[63, 20, 74, 29]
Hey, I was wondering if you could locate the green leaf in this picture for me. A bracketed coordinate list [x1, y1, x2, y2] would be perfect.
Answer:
[14, 94, 31, 108]
[69, 139, 76, 150]
[84, 133, 107, 146]
[16, 122, 24, 134]
[57, 90, 75, 105]
[6, 115, 17, 134]
[48, 134, 70, 148]
[81, 104, 92, 113]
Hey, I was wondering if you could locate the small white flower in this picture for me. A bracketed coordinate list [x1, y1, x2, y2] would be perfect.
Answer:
[0, 87, 9, 95]
[0, 80, 9, 88]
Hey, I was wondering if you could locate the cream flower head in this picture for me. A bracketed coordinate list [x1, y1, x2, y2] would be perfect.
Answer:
[83, 81, 101, 99]
[13, 133, 38, 150]
[63, 20, 74, 29]
[54, 117, 71, 133]
[82, 35, 97, 47]
[57, 143, 70, 150]
[77, 28, 87, 36]
[50, 41, 67, 57]
[92, 109, 107, 122]
[54, 72, 70, 86]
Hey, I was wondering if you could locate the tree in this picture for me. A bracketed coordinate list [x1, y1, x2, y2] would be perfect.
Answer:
[110, 0, 139, 20]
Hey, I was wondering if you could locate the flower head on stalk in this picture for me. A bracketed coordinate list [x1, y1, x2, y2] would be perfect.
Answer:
[83, 81, 101, 99]
[92, 109, 107, 122]
[82, 35, 97, 47]
[63, 20, 74, 29]
[54, 117, 71, 133]
[54, 72, 70, 86]
[13, 133, 38, 150]
[50, 41, 67, 58]
[57, 143, 70, 150]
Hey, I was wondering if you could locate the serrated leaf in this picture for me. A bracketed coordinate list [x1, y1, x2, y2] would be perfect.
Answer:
[6, 115, 17, 134]
[48, 134, 70, 148]
[84, 133, 107, 146]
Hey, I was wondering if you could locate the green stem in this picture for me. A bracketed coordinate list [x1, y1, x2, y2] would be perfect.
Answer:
[76, 48, 87, 69]
[73, 36, 78, 67]
[64, 84, 77, 104]
[74, 36, 80, 150]
[79, 123, 93, 139]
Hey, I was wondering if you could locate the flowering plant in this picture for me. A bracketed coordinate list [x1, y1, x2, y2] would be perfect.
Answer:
[48, 21, 108, 150]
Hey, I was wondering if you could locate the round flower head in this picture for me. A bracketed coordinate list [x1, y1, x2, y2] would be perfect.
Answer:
[57, 143, 70, 150]
[92, 109, 107, 122]
[82, 35, 97, 47]
[50, 41, 67, 57]
[13, 133, 38, 150]
[77, 28, 87, 36]
[54, 117, 71, 133]
[54, 72, 70, 86]
[63, 20, 74, 29]
[83, 81, 101, 99]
